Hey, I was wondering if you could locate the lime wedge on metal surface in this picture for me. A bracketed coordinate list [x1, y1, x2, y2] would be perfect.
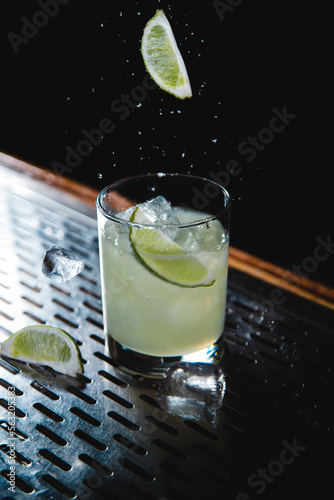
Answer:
[141, 9, 192, 99]
[0, 325, 83, 376]
[129, 206, 215, 287]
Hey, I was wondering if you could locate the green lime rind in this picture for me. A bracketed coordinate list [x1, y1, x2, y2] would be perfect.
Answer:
[141, 9, 192, 99]
[0, 325, 83, 376]
[129, 206, 215, 288]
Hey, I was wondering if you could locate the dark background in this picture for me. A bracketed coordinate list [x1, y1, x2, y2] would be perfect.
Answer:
[1, 1, 332, 286]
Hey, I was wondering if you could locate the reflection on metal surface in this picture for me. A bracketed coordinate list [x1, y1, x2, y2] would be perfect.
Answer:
[0, 164, 333, 499]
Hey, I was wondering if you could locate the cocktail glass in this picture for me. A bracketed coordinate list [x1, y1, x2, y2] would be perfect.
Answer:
[96, 173, 231, 377]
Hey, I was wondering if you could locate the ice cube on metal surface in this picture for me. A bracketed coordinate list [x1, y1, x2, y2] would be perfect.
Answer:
[158, 362, 226, 427]
[41, 246, 85, 282]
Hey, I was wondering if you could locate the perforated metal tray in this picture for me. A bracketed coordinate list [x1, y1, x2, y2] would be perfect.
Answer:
[0, 164, 333, 500]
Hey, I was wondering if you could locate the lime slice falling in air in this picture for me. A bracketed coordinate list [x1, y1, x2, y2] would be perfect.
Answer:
[0, 325, 83, 376]
[129, 206, 215, 287]
[141, 9, 192, 99]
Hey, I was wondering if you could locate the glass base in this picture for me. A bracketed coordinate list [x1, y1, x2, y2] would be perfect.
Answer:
[107, 334, 225, 379]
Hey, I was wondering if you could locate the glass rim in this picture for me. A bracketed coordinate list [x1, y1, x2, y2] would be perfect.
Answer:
[96, 172, 231, 229]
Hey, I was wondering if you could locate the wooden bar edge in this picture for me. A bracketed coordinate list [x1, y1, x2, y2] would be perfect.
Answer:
[1, 151, 334, 311]
[0, 151, 97, 208]
[229, 248, 334, 310]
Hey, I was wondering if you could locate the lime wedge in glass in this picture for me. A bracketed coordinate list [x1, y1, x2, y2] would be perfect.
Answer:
[0, 325, 83, 376]
[141, 9, 192, 99]
[129, 206, 215, 287]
